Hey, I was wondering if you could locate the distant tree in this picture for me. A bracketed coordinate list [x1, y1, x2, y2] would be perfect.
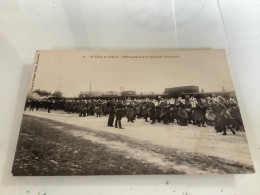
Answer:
[53, 90, 63, 98]
[33, 89, 52, 96]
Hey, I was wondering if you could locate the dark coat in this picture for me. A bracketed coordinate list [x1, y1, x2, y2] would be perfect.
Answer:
[194, 104, 203, 121]
[109, 106, 115, 116]
[155, 107, 161, 118]
[149, 107, 156, 119]
[178, 108, 189, 119]
[160, 106, 169, 118]
[115, 103, 124, 118]
[126, 106, 134, 118]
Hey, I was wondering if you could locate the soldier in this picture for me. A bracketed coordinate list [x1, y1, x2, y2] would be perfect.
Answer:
[95, 99, 102, 117]
[172, 98, 180, 124]
[189, 96, 197, 125]
[115, 101, 124, 129]
[47, 99, 52, 113]
[35, 100, 40, 111]
[160, 100, 170, 124]
[137, 103, 143, 119]
[149, 101, 156, 124]
[185, 98, 192, 124]
[213, 96, 236, 135]
[228, 98, 243, 131]
[178, 102, 189, 126]
[169, 98, 175, 123]
[86, 100, 91, 116]
[205, 98, 216, 126]
[79, 100, 87, 117]
[142, 100, 150, 122]
[155, 103, 161, 123]
[134, 102, 140, 119]
[126, 102, 134, 122]
[102, 100, 109, 116]
[194, 98, 206, 127]
[107, 101, 115, 127]
[52, 100, 57, 111]
[29, 100, 36, 111]
[89, 100, 95, 116]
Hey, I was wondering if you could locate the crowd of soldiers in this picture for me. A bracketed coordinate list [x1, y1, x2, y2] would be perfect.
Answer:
[25, 95, 244, 135]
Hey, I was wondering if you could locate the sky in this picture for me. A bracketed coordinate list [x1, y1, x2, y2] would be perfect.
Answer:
[30, 50, 234, 97]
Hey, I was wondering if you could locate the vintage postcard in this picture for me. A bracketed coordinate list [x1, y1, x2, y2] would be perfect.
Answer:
[12, 50, 254, 176]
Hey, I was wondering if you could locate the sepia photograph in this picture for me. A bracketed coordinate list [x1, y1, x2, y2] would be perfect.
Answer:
[12, 50, 254, 176]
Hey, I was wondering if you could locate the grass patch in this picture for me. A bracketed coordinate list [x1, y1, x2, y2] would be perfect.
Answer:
[12, 115, 183, 176]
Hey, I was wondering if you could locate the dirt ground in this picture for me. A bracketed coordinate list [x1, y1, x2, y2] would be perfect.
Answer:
[18, 109, 254, 175]
[13, 115, 184, 176]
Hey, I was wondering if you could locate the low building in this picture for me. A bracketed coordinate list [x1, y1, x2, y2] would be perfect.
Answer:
[181, 90, 236, 99]
[164, 86, 199, 98]
[121, 91, 137, 96]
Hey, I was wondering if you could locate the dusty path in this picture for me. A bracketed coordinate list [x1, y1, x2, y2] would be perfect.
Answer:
[40, 116, 254, 174]
[24, 110, 254, 170]
[67, 129, 208, 174]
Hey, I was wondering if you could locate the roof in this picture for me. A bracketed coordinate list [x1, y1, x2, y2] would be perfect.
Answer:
[181, 90, 235, 95]
[165, 85, 199, 89]
[164, 86, 199, 94]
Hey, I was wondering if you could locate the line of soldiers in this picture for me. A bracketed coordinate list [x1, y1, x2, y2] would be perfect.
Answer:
[105, 96, 243, 135]
[24, 99, 54, 113]
[24, 96, 244, 135]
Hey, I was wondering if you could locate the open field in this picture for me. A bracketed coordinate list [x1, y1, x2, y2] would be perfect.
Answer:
[12, 110, 254, 175]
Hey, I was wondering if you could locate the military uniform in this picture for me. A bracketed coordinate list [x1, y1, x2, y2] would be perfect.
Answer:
[115, 102, 124, 129]
[149, 103, 156, 124]
[107, 104, 115, 127]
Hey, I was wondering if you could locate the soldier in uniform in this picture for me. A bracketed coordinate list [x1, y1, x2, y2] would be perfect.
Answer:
[137, 103, 143, 119]
[149, 101, 156, 124]
[194, 98, 206, 127]
[35, 100, 40, 111]
[155, 102, 161, 123]
[96, 99, 103, 117]
[107, 101, 115, 127]
[126, 102, 134, 122]
[79, 100, 87, 117]
[172, 98, 180, 124]
[102, 100, 109, 116]
[115, 100, 124, 129]
[229, 104, 243, 131]
[178, 102, 189, 126]
[169, 98, 175, 123]
[212, 96, 235, 135]
[189, 96, 197, 125]
[142, 100, 150, 122]
[89, 100, 95, 116]
[47, 99, 52, 113]
[29, 100, 36, 111]
[160, 100, 170, 124]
